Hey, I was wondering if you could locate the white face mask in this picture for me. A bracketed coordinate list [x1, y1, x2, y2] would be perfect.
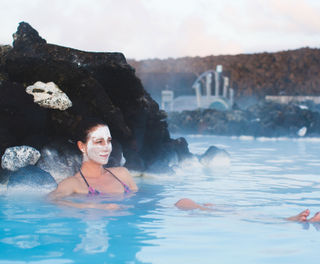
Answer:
[83, 126, 112, 165]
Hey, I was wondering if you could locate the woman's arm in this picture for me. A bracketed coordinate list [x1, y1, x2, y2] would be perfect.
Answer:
[49, 177, 77, 199]
[52, 199, 120, 210]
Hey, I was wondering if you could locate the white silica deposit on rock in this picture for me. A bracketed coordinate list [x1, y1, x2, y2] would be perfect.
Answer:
[26, 81, 72, 110]
[1, 146, 41, 171]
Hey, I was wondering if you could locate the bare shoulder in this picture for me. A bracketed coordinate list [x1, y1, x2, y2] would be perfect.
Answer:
[59, 174, 82, 187]
[108, 166, 130, 178]
[107, 167, 138, 191]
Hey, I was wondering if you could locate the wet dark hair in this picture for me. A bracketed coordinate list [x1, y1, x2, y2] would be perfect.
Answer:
[76, 117, 108, 143]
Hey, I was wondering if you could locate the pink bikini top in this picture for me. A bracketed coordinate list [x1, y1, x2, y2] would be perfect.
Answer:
[79, 168, 131, 195]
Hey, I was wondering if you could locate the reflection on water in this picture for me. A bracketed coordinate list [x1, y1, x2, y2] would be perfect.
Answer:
[1, 234, 40, 249]
[0, 182, 164, 263]
[74, 221, 109, 254]
[1, 136, 320, 263]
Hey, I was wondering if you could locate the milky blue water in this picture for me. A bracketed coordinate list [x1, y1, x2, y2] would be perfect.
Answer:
[1, 135, 320, 264]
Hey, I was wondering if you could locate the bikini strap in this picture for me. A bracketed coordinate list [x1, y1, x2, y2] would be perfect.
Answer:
[104, 168, 131, 193]
[104, 168, 122, 184]
[79, 169, 100, 195]
[79, 169, 90, 188]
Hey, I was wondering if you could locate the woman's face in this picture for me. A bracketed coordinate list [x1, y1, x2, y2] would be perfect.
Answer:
[82, 125, 112, 165]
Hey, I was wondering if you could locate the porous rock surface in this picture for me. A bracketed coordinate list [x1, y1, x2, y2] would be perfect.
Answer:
[1, 145, 40, 171]
[26, 81, 72, 110]
[0, 22, 191, 176]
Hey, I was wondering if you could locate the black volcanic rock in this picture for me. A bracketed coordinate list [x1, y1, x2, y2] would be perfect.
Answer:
[0, 80, 47, 156]
[0, 22, 189, 172]
[7, 165, 57, 188]
[0, 45, 11, 81]
[12, 21, 46, 52]
[167, 101, 320, 137]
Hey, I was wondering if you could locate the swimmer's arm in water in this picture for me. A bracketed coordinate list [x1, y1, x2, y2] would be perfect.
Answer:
[49, 177, 78, 199]
[48, 177, 120, 210]
[51, 199, 120, 210]
[175, 198, 214, 211]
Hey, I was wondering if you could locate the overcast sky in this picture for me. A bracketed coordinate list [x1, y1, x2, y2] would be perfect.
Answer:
[1, 0, 319, 60]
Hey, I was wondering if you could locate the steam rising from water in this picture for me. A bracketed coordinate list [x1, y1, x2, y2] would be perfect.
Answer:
[3, 184, 56, 196]
[232, 135, 320, 142]
[37, 147, 82, 183]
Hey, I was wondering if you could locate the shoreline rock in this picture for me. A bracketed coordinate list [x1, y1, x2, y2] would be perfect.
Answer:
[6, 165, 57, 189]
[167, 101, 320, 137]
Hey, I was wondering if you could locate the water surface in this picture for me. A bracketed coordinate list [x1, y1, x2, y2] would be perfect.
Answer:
[1, 135, 320, 263]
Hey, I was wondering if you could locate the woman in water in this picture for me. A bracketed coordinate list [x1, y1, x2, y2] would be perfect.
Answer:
[50, 118, 318, 218]
[49, 118, 138, 210]
[49, 118, 212, 211]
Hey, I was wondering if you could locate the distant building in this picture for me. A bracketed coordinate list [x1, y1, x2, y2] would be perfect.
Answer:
[161, 65, 234, 112]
